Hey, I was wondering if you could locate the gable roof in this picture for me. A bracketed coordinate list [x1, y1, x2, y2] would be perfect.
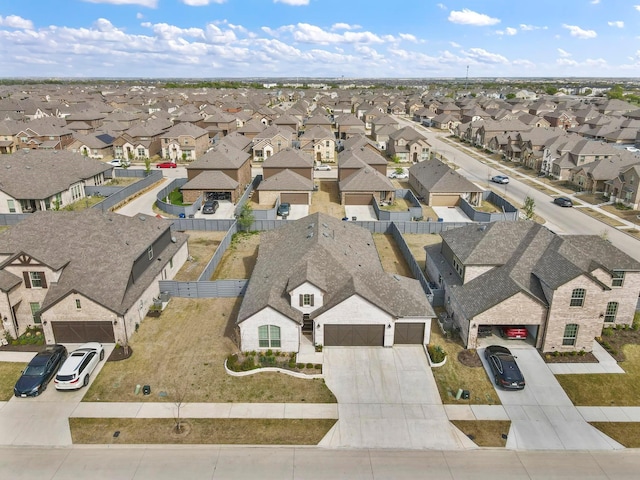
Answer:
[409, 159, 483, 193]
[237, 213, 433, 324]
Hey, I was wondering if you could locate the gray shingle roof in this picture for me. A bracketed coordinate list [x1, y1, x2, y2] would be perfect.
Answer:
[0, 150, 112, 200]
[262, 148, 314, 168]
[181, 171, 239, 190]
[237, 213, 433, 324]
[257, 169, 313, 191]
[409, 159, 483, 193]
[0, 210, 188, 315]
[339, 166, 394, 192]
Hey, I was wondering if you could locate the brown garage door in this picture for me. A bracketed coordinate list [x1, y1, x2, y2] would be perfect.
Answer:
[430, 194, 460, 207]
[280, 192, 309, 205]
[394, 322, 425, 344]
[51, 321, 115, 343]
[344, 193, 373, 205]
[324, 324, 384, 346]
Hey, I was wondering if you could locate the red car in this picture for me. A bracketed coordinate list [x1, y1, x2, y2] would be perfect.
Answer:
[156, 161, 177, 168]
[501, 326, 528, 340]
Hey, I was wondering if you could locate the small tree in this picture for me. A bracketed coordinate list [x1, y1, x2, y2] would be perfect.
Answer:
[391, 155, 401, 164]
[144, 157, 151, 174]
[171, 381, 189, 434]
[394, 167, 404, 174]
[522, 196, 536, 220]
[237, 203, 254, 232]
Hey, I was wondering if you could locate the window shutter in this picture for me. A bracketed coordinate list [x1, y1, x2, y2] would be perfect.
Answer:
[23, 272, 31, 289]
[299, 294, 303, 307]
[310, 295, 314, 307]
[39, 272, 47, 289]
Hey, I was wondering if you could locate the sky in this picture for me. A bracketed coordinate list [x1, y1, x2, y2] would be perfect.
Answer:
[0, 0, 639, 79]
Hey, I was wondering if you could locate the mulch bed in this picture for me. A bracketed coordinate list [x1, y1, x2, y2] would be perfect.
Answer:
[457, 349, 483, 367]
[0, 344, 43, 352]
[598, 327, 640, 362]
[107, 346, 133, 362]
[541, 351, 599, 363]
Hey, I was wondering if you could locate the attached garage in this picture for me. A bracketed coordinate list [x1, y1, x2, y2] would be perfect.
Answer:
[280, 192, 309, 205]
[429, 194, 461, 207]
[344, 193, 373, 205]
[51, 321, 115, 343]
[324, 324, 384, 346]
[394, 322, 425, 344]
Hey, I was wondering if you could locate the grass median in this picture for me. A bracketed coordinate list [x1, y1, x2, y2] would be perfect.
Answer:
[0, 362, 26, 401]
[70, 418, 336, 445]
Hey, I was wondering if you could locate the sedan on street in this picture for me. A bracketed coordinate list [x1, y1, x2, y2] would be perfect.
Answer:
[314, 164, 332, 171]
[389, 171, 409, 179]
[55, 343, 105, 390]
[484, 345, 526, 390]
[156, 161, 178, 168]
[14, 344, 67, 397]
[491, 175, 509, 184]
[553, 196, 573, 207]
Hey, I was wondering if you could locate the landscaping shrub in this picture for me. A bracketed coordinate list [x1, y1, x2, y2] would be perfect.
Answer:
[306, 363, 313, 369]
[602, 327, 614, 337]
[427, 344, 446, 363]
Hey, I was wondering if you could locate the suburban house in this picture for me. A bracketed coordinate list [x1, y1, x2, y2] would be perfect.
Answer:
[604, 163, 640, 209]
[426, 221, 640, 352]
[0, 150, 112, 214]
[183, 144, 252, 204]
[160, 122, 210, 161]
[0, 119, 21, 154]
[112, 119, 170, 161]
[256, 148, 315, 206]
[14, 118, 74, 151]
[299, 125, 336, 163]
[0, 210, 189, 345]
[338, 146, 394, 205]
[67, 132, 115, 160]
[408, 159, 483, 207]
[251, 125, 294, 162]
[387, 126, 431, 163]
[237, 213, 434, 352]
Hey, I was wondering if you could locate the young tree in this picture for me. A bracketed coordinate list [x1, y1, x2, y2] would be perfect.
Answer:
[237, 203, 254, 232]
[522, 196, 536, 220]
[144, 157, 151, 174]
[171, 381, 189, 434]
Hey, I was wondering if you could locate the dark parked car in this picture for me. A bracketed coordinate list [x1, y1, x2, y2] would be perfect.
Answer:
[553, 196, 573, 207]
[277, 202, 291, 217]
[484, 345, 525, 390]
[14, 344, 67, 397]
[202, 200, 219, 214]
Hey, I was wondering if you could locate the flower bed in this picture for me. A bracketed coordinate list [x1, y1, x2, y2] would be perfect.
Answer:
[226, 350, 322, 375]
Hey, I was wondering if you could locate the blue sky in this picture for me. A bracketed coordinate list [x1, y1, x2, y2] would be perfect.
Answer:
[0, 0, 639, 78]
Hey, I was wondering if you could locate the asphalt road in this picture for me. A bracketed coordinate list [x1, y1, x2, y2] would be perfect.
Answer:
[394, 117, 640, 261]
[3, 445, 640, 479]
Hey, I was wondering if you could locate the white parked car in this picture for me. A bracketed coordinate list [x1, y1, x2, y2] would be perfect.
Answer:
[108, 159, 129, 168]
[314, 164, 332, 171]
[389, 171, 408, 179]
[54, 342, 105, 390]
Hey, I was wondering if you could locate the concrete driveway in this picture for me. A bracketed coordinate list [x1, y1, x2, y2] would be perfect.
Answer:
[344, 205, 377, 221]
[480, 345, 623, 450]
[320, 346, 474, 450]
[0, 344, 115, 446]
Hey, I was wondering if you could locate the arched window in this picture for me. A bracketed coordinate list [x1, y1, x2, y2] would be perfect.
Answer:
[258, 325, 281, 348]
[570, 288, 586, 307]
[563, 324, 579, 346]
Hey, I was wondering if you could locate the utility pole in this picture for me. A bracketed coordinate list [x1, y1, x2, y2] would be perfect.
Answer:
[465, 65, 469, 91]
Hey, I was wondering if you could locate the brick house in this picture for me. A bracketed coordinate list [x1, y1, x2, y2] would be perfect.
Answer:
[425, 222, 640, 353]
[160, 123, 210, 162]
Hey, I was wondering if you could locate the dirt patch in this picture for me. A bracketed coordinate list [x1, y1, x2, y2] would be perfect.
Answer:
[309, 180, 344, 218]
[174, 231, 227, 281]
[402, 233, 442, 273]
[457, 349, 483, 368]
[451, 420, 510, 447]
[211, 232, 260, 280]
[107, 346, 133, 362]
[372, 234, 413, 278]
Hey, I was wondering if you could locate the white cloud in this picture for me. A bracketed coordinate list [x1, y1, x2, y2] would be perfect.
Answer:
[274, 0, 309, 5]
[82, 0, 158, 7]
[448, 9, 500, 26]
[290, 23, 386, 44]
[0, 15, 34, 30]
[557, 48, 571, 58]
[463, 47, 508, 64]
[181, 0, 227, 5]
[635, 5, 640, 11]
[562, 24, 597, 39]
[497, 27, 517, 36]
[608, 21, 624, 28]
[136, 12, 144, 19]
[398, 33, 418, 42]
[520, 24, 547, 31]
[331, 23, 360, 31]
[591, 0, 600, 4]
[436, 3, 447, 9]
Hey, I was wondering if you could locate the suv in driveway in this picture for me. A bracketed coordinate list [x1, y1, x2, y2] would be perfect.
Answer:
[202, 200, 219, 214]
[277, 202, 290, 217]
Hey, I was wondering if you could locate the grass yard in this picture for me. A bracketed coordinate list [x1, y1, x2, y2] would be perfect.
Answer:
[601, 204, 640, 226]
[429, 324, 501, 405]
[580, 208, 626, 228]
[556, 344, 640, 406]
[309, 180, 345, 218]
[589, 423, 640, 448]
[173, 231, 226, 281]
[0, 362, 26, 401]
[372, 234, 413, 278]
[210, 232, 261, 280]
[402, 233, 442, 272]
[451, 420, 510, 447]
[84, 297, 336, 404]
[70, 418, 336, 445]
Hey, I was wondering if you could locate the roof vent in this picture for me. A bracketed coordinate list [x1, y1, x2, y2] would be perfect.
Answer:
[323, 232, 329, 237]
[139, 215, 146, 221]
[308, 223, 314, 229]
[307, 232, 314, 239]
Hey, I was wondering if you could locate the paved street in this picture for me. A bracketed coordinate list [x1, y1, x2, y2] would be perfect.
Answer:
[2, 446, 640, 479]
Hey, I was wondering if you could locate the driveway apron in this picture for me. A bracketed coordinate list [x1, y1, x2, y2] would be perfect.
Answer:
[480, 346, 623, 450]
[320, 346, 474, 450]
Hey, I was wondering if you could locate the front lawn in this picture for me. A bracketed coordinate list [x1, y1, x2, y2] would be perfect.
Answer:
[589, 422, 640, 448]
[70, 418, 336, 445]
[84, 297, 336, 404]
[429, 324, 501, 405]
[451, 420, 510, 447]
[0, 362, 26, 401]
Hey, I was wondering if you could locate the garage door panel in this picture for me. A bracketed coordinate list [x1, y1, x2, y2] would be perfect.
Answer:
[52, 321, 115, 343]
[430, 195, 460, 207]
[394, 322, 425, 344]
[324, 324, 384, 346]
[280, 193, 309, 205]
[344, 194, 373, 205]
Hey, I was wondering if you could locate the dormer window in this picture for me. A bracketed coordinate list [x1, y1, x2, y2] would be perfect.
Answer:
[300, 294, 314, 307]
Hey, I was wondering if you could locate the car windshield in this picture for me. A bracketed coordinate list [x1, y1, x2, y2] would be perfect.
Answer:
[24, 364, 46, 376]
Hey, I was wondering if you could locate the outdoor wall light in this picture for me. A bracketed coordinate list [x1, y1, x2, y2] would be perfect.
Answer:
[316, 323, 321, 329]
[113, 320, 118, 325]
[387, 323, 392, 329]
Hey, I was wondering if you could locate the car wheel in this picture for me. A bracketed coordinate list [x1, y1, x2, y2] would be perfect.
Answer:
[100, 350, 105, 361]
[83, 375, 89, 387]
